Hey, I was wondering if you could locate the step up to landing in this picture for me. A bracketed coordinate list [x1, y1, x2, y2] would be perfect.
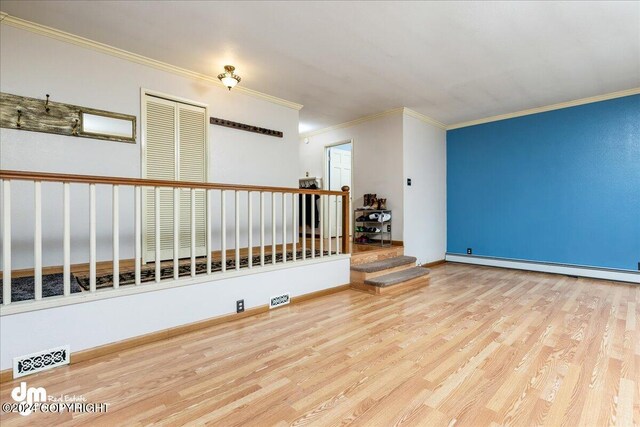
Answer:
[350, 252, 430, 295]
[350, 255, 416, 284]
[350, 246, 404, 266]
[351, 256, 417, 273]
[364, 267, 429, 288]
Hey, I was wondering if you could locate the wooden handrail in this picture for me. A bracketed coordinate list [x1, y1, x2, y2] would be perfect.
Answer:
[0, 170, 348, 196]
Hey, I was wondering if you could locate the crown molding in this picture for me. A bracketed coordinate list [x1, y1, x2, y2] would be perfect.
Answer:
[0, 12, 304, 111]
[447, 87, 640, 130]
[300, 107, 447, 138]
[300, 108, 404, 138]
[402, 108, 447, 129]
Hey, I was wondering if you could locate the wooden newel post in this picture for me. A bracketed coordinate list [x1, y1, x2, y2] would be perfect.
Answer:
[341, 186, 350, 254]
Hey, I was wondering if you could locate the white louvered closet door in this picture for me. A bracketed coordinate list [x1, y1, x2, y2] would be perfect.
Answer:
[178, 103, 207, 258]
[143, 95, 207, 262]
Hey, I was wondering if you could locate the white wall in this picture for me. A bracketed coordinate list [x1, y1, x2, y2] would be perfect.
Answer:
[298, 111, 447, 261]
[402, 114, 447, 264]
[0, 257, 350, 370]
[299, 113, 404, 240]
[0, 24, 300, 269]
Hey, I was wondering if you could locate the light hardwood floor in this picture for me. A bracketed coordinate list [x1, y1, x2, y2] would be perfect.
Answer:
[1, 263, 638, 426]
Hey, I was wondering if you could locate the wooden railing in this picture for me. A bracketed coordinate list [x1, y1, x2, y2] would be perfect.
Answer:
[0, 170, 350, 307]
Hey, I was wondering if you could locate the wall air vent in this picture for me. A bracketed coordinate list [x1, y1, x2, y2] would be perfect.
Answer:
[269, 293, 291, 309]
[13, 346, 70, 379]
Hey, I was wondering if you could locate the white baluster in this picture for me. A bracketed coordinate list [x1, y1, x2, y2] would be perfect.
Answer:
[112, 185, 119, 289]
[327, 194, 332, 257]
[311, 191, 315, 259]
[336, 195, 340, 254]
[319, 194, 324, 257]
[292, 193, 297, 262]
[191, 188, 196, 277]
[34, 181, 42, 300]
[206, 189, 212, 275]
[134, 186, 141, 285]
[248, 192, 253, 269]
[154, 187, 161, 283]
[235, 190, 240, 271]
[89, 184, 96, 292]
[260, 192, 265, 266]
[2, 180, 11, 305]
[271, 192, 276, 265]
[173, 188, 179, 280]
[282, 193, 287, 264]
[302, 193, 306, 260]
[221, 190, 226, 272]
[63, 182, 71, 296]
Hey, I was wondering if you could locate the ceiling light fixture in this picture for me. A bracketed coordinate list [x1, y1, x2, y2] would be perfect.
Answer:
[218, 65, 241, 90]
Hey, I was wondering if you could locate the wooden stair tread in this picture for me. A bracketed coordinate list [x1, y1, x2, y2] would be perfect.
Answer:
[350, 256, 417, 273]
[364, 267, 430, 287]
[350, 246, 404, 266]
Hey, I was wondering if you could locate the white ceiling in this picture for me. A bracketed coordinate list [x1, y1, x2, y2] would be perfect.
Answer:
[2, 1, 639, 133]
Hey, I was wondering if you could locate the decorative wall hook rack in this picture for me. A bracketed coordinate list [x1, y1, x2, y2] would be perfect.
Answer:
[210, 116, 283, 138]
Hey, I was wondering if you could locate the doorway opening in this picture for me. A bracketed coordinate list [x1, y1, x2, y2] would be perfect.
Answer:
[324, 141, 353, 247]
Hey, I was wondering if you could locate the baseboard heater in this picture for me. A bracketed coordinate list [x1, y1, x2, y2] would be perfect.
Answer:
[445, 253, 640, 284]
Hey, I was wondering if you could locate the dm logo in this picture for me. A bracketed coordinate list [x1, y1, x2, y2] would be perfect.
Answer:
[11, 382, 47, 416]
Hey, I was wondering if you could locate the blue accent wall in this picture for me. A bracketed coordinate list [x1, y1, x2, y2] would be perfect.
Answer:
[447, 95, 640, 271]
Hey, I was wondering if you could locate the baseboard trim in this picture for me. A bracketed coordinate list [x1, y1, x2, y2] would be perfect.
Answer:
[0, 283, 351, 384]
[445, 254, 640, 284]
[292, 284, 351, 303]
[422, 259, 446, 268]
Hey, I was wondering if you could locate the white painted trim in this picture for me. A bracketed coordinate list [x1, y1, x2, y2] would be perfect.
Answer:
[446, 88, 640, 130]
[0, 12, 303, 111]
[402, 108, 447, 129]
[323, 139, 354, 191]
[298, 89, 639, 138]
[445, 254, 640, 284]
[299, 107, 447, 139]
[323, 140, 354, 238]
[0, 254, 351, 316]
[300, 108, 405, 138]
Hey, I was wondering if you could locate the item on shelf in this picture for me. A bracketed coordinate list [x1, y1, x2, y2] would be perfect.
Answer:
[363, 193, 377, 209]
[353, 208, 392, 246]
[360, 194, 387, 210]
[355, 235, 373, 244]
[356, 212, 391, 222]
[369, 195, 378, 210]
[371, 212, 391, 222]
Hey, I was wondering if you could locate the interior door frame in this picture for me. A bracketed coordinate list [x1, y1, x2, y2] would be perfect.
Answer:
[140, 88, 210, 263]
[323, 139, 354, 238]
